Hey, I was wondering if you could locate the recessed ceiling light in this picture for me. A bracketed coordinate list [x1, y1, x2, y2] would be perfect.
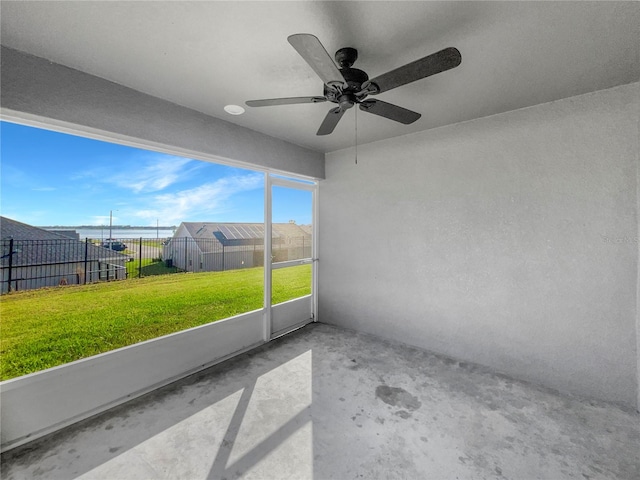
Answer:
[224, 104, 245, 115]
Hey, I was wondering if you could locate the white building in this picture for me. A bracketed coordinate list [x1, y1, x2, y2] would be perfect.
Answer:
[164, 222, 311, 272]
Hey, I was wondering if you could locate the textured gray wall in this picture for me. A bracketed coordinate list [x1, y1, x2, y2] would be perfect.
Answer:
[319, 83, 639, 410]
[0, 47, 324, 179]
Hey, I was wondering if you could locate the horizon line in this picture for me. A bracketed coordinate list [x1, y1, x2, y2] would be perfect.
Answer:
[36, 225, 178, 229]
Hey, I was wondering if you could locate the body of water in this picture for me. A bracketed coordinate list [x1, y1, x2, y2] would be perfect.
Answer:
[51, 228, 176, 240]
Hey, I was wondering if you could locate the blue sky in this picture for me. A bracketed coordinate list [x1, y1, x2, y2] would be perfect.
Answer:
[1, 122, 312, 226]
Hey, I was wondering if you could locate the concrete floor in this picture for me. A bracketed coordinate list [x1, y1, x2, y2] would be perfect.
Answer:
[2, 323, 639, 480]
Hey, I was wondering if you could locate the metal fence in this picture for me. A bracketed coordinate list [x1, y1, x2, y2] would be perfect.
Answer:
[1, 238, 129, 294]
[1, 235, 312, 294]
[162, 236, 312, 273]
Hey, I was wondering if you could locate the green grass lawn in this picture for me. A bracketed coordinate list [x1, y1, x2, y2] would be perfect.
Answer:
[126, 258, 180, 277]
[0, 265, 311, 381]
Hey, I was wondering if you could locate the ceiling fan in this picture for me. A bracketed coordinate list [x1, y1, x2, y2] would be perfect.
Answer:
[246, 34, 461, 136]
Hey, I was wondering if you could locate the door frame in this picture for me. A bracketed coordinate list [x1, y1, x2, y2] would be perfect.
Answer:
[263, 174, 318, 341]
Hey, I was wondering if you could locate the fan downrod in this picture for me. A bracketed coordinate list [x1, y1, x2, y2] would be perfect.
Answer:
[324, 47, 369, 109]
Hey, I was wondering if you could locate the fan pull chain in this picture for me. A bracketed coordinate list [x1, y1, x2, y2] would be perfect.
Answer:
[355, 107, 358, 165]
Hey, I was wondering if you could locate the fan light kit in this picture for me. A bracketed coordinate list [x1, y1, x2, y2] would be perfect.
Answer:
[224, 104, 245, 115]
[246, 33, 461, 135]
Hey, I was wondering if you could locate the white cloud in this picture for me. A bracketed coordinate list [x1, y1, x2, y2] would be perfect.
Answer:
[90, 215, 112, 226]
[2, 210, 49, 225]
[108, 155, 201, 193]
[4, 166, 55, 192]
[76, 154, 203, 193]
[1, 165, 29, 186]
[129, 173, 263, 225]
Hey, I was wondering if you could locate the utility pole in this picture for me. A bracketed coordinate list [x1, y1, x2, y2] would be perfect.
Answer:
[109, 210, 113, 242]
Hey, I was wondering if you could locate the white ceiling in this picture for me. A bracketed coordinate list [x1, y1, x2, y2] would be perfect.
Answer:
[1, 1, 638, 154]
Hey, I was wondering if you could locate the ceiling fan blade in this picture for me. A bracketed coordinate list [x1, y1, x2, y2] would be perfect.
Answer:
[246, 96, 326, 107]
[317, 107, 345, 136]
[359, 99, 421, 124]
[365, 47, 461, 94]
[288, 34, 346, 89]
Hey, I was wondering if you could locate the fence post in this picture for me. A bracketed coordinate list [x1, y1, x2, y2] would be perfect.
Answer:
[184, 237, 188, 273]
[7, 238, 14, 293]
[138, 237, 143, 278]
[84, 238, 89, 284]
[222, 244, 225, 271]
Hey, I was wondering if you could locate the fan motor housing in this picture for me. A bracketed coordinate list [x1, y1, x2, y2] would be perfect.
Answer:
[337, 93, 356, 110]
[324, 66, 369, 106]
[340, 67, 369, 88]
[323, 47, 370, 107]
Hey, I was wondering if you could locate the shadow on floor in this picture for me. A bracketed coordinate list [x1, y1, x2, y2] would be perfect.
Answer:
[2, 323, 639, 479]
